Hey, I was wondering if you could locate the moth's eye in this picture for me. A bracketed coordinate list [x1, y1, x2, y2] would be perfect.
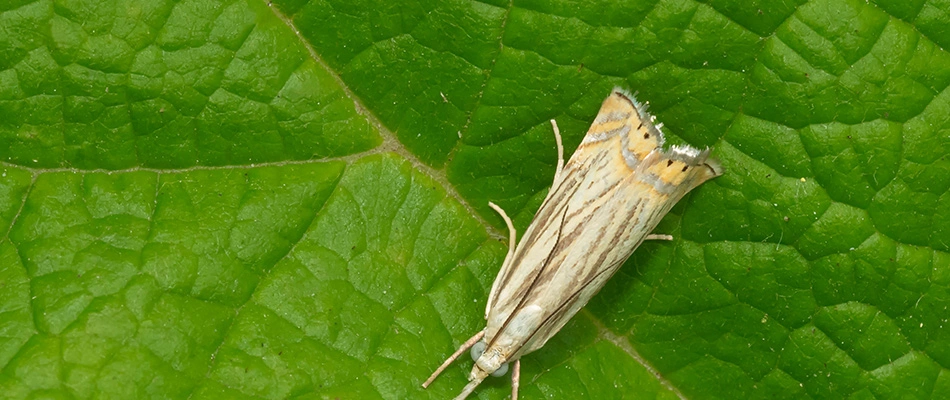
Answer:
[491, 362, 509, 377]
[470, 341, 487, 361]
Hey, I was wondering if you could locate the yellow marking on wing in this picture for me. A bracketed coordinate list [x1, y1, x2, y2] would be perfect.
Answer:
[648, 158, 693, 186]
[640, 152, 722, 195]
[572, 89, 665, 175]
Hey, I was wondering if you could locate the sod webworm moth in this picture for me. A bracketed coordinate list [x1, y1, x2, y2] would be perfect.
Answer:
[423, 88, 723, 399]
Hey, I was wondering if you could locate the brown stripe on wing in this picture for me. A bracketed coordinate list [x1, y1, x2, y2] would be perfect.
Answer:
[507, 142, 619, 271]
[494, 148, 718, 358]
[484, 187, 580, 351]
[519, 253, 628, 354]
[488, 177, 654, 357]
[487, 103, 652, 315]
[485, 168, 587, 317]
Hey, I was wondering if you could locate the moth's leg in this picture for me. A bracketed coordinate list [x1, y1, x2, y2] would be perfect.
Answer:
[488, 202, 517, 259]
[645, 234, 673, 241]
[423, 330, 486, 388]
[549, 119, 565, 183]
[485, 202, 517, 318]
[511, 359, 521, 400]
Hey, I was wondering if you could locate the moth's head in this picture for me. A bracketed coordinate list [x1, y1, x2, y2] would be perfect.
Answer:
[469, 340, 511, 379]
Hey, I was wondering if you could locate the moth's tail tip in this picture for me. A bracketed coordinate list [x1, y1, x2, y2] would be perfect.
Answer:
[704, 155, 725, 177]
[667, 145, 724, 178]
[611, 85, 637, 98]
[610, 87, 642, 108]
[694, 147, 724, 177]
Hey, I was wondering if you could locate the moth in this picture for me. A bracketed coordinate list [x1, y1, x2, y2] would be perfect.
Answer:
[423, 88, 723, 399]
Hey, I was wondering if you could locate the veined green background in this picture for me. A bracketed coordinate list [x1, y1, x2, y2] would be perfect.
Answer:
[1, 0, 949, 398]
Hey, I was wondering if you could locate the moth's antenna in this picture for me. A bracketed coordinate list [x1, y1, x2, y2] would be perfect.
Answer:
[423, 331, 485, 388]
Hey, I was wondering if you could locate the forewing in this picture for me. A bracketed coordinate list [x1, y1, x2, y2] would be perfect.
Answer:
[484, 89, 659, 317]
[483, 88, 722, 357]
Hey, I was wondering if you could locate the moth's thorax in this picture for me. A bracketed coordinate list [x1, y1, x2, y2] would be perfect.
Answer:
[471, 345, 507, 378]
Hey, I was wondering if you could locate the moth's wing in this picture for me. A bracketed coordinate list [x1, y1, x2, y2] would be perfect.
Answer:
[484, 88, 722, 357]
[483, 89, 659, 336]
[484, 89, 657, 317]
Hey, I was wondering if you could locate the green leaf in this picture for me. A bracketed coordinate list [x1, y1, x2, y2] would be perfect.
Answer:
[1, 0, 949, 399]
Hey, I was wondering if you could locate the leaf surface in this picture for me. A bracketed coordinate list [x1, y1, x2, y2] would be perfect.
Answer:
[1, 0, 949, 398]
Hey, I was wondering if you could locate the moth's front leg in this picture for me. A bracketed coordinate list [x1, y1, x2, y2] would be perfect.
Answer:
[549, 119, 565, 184]
[485, 202, 517, 318]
